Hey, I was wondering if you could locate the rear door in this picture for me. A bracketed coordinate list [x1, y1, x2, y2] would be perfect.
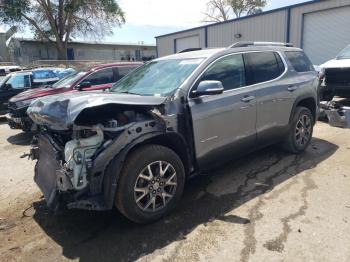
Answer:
[83, 68, 115, 91]
[243, 51, 295, 144]
[189, 53, 257, 170]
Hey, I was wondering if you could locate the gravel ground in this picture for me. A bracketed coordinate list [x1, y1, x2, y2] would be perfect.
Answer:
[0, 118, 349, 262]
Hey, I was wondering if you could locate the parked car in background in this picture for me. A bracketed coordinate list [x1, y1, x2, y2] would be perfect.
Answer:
[0, 68, 60, 115]
[55, 68, 76, 79]
[319, 44, 350, 101]
[26, 42, 318, 223]
[7, 62, 142, 131]
[0, 65, 22, 77]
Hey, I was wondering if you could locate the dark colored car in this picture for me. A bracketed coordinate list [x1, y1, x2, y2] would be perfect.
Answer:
[6, 62, 142, 131]
[27, 42, 318, 223]
[0, 69, 60, 114]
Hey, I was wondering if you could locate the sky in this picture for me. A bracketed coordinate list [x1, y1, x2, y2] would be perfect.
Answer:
[0, 0, 311, 44]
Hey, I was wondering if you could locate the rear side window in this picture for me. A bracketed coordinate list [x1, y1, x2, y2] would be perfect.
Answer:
[86, 68, 114, 85]
[285, 51, 314, 72]
[199, 54, 246, 91]
[244, 52, 285, 85]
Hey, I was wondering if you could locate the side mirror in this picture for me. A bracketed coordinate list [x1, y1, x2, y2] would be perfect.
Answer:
[76, 81, 91, 90]
[192, 80, 224, 97]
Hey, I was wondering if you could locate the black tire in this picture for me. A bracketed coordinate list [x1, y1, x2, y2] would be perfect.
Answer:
[115, 144, 185, 224]
[283, 106, 314, 154]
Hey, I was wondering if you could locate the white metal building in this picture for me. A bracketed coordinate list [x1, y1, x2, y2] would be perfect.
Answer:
[156, 0, 350, 65]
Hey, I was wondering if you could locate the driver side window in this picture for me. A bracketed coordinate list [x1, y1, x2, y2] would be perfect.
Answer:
[199, 54, 246, 91]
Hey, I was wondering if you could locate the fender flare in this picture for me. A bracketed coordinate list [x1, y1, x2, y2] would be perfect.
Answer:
[101, 131, 167, 209]
[288, 94, 317, 125]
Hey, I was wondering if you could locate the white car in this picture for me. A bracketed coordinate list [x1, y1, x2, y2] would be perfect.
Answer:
[0, 65, 22, 76]
[319, 45, 350, 101]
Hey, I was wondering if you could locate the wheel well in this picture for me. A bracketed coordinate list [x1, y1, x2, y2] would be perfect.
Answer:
[296, 98, 317, 122]
[127, 133, 192, 176]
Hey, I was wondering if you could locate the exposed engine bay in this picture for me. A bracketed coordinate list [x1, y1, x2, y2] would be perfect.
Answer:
[27, 92, 191, 211]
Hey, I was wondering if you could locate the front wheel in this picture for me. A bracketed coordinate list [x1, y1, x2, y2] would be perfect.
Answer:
[283, 106, 314, 153]
[115, 145, 185, 224]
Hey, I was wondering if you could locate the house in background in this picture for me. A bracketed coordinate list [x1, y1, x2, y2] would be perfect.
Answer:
[8, 38, 157, 65]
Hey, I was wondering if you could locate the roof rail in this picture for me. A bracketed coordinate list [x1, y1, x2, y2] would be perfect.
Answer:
[228, 41, 293, 48]
[178, 47, 202, 53]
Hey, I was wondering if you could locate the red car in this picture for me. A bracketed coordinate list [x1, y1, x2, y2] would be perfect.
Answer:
[7, 62, 142, 131]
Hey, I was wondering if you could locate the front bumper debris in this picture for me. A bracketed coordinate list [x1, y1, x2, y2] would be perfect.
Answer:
[34, 135, 62, 210]
[6, 113, 33, 131]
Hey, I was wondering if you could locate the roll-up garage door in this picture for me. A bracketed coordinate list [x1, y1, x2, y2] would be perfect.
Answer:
[303, 6, 350, 65]
[176, 35, 200, 53]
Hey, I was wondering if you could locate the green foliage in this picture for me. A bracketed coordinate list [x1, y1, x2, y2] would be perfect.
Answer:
[0, 0, 125, 59]
[203, 0, 267, 22]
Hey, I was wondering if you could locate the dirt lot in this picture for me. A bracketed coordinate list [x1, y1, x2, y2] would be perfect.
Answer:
[0, 118, 350, 262]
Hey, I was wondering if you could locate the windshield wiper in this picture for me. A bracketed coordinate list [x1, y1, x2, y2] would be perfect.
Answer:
[118, 91, 141, 95]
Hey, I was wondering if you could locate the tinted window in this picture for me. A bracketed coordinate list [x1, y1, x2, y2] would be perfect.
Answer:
[116, 66, 137, 81]
[86, 68, 114, 85]
[199, 54, 246, 91]
[285, 51, 314, 72]
[244, 52, 284, 85]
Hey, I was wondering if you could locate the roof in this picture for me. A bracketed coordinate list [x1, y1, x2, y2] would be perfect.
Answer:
[87, 62, 144, 71]
[156, 45, 302, 61]
[155, 0, 323, 38]
[11, 37, 156, 48]
[156, 48, 225, 60]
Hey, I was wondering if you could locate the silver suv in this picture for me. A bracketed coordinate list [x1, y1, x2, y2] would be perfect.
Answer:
[27, 42, 318, 223]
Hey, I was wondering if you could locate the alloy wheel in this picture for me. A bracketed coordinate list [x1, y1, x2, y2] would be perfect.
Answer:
[134, 161, 177, 212]
[295, 114, 312, 146]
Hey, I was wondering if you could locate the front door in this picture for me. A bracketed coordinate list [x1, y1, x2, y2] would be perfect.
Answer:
[188, 54, 257, 170]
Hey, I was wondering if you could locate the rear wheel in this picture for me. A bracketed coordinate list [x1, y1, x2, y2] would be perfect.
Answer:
[115, 145, 185, 224]
[283, 106, 314, 153]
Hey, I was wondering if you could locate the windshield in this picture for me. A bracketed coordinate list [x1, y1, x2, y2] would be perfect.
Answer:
[336, 45, 350, 60]
[110, 58, 204, 96]
[51, 71, 86, 88]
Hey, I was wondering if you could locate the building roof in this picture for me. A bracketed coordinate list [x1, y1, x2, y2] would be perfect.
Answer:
[11, 37, 156, 48]
[155, 0, 322, 38]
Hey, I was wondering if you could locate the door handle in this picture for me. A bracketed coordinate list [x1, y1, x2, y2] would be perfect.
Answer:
[241, 95, 255, 103]
[287, 85, 298, 92]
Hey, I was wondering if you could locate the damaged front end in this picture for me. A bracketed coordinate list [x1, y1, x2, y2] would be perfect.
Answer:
[27, 93, 175, 211]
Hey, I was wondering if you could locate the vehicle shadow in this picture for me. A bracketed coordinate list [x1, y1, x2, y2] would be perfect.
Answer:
[6, 131, 33, 145]
[32, 138, 337, 262]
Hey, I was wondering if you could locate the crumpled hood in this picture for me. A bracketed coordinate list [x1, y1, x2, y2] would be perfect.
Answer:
[321, 59, 350, 69]
[27, 92, 167, 129]
[9, 87, 64, 103]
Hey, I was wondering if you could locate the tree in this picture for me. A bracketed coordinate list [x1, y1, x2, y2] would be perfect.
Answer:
[203, 0, 267, 22]
[228, 0, 266, 18]
[203, 0, 231, 22]
[0, 0, 125, 60]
